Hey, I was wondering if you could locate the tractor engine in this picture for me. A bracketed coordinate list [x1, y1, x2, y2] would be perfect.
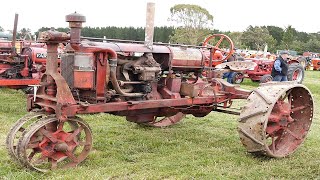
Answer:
[61, 49, 162, 101]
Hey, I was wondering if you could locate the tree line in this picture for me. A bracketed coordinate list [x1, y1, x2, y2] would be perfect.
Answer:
[35, 26, 174, 44]
[1, 25, 319, 55]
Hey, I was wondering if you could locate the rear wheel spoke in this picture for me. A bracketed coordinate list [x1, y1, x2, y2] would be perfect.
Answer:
[286, 129, 302, 140]
[291, 105, 308, 113]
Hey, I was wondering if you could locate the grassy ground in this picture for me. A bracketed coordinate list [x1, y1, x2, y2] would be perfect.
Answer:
[0, 71, 320, 179]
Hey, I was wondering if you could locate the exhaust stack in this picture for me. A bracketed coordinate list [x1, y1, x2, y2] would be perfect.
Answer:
[11, 14, 18, 51]
[144, 2, 155, 49]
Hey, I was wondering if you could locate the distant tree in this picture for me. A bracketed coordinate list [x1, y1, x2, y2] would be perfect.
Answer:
[281, 25, 295, 49]
[289, 40, 306, 54]
[304, 38, 320, 52]
[0, 26, 4, 32]
[241, 26, 276, 51]
[227, 31, 244, 48]
[55, 27, 69, 33]
[18, 28, 32, 40]
[265, 26, 284, 46]
[154, 26, 174, 43]
[296, 31, 310, 43]
[35, 27, 51, 39]
[168, 4, 213, 45]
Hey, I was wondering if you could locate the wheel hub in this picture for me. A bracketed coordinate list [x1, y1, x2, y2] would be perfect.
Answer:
[279, 118, 288, 127]
[38, 131, 76, 160]
[266, 101, 293, 136]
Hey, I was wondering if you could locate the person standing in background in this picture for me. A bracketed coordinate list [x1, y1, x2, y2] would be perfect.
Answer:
[271, 51, 290, 81]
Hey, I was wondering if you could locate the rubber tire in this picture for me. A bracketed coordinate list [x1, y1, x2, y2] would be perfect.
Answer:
[230, 72, 244, 84]
[260, 74, 273, 83]
[287, 63, 304, 83]
[297, 57, 307, 70]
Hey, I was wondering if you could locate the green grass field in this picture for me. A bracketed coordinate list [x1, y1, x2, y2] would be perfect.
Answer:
[0, 71, 320, 179]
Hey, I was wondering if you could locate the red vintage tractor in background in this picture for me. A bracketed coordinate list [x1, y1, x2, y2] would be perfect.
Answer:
[311, 58, 320, 70]
[302, 51, 319, 70]
[0, 14, 60, 92]
[229, 57, 305, 84]
[5, 3, 314, 172]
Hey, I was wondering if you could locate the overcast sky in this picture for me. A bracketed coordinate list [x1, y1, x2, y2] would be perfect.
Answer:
[1, 0, 319, 33]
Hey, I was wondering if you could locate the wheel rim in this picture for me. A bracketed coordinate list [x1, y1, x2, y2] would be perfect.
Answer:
[238, 83, 313, 157]
[292, 69, 303, 82]
[6, 112, 47, 163]
[17, 117, 92, 172]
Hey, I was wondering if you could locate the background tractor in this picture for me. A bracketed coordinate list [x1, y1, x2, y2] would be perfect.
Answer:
[0, 14, 60, 92]
[229, 56, 305, 84]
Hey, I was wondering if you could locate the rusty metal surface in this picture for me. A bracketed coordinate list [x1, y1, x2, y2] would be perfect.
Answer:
[16, 116, 92, 172]
[170, 47, 203, 67]
[6, 112, 47, 163]
[215, 61, 256, 71]
[146, 112, 186, 127]
[238, 82, 313, 157]
[145, 2, 155, 49]
[11, 14, 18, 49]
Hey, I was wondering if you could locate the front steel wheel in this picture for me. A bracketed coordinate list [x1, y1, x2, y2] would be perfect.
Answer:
[16, 116, 92, 172]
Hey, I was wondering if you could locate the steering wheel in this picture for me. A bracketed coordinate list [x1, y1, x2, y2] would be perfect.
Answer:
[202, 34, 235, 61]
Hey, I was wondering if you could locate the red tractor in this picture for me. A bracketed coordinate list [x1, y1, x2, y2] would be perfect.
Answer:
[5, 4, 314, 172]
[230, 57, 305, 84]
[0, 14, 60, 92]
[311, 58, 320, 70]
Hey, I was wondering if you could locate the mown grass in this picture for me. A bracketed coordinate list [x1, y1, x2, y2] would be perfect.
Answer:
[0, 71, 320, 179]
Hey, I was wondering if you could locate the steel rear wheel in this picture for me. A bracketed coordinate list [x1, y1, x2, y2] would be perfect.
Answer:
[17, 117, 92, 172]
[238, 82, 313, 157]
